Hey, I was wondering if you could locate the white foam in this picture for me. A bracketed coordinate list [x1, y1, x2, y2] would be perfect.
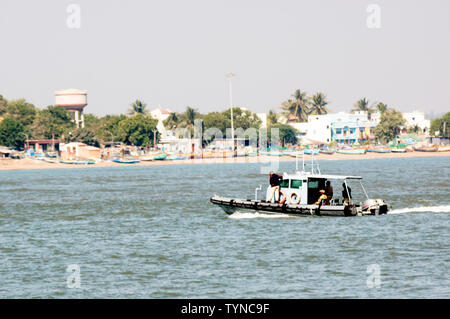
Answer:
[389, 205, 450, 215]
[228, 211, 292, 219]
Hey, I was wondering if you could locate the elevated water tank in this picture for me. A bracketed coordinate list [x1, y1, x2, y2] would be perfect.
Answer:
[55, 89, 88, 128]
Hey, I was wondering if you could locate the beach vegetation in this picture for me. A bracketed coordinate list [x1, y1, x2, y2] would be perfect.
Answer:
[267, 123, 298, 145]
[117, 114, 158, 147]
[309, 93, 330, 115]
[281, 89, 310, 122]
[430, 112, 450, 137]
[0, 117, 26, 149]
[373, 109, 406, 143]
[127, 99, 149, 116]
[266, 110, 278, 126]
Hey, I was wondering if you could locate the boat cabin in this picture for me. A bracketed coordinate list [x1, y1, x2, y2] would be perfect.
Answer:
[266, 172, 364, 206]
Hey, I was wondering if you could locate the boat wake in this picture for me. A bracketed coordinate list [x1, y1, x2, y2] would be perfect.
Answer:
[228, 211, 292, 219]
[389, 205, 450, 215]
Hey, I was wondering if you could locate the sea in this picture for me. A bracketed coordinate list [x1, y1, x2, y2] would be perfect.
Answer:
[0, 156, 449, 298]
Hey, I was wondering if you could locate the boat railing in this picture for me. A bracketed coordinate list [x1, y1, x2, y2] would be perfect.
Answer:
[295, 152, 321, 175]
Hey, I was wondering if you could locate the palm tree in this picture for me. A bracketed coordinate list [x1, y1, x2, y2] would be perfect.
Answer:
[375, 102, 388, 114]
[163, 112, 179, 130]
[128, 99, 149, 116]
[266, 110, 278, 126]
[281, 89, 310, 122]
[352, 97, 374, 119]
[178, 107, 201, 134]
[310, 93, 330, 115]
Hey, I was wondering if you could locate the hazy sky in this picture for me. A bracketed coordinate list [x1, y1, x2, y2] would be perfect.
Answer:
[0, 0, 449, 116]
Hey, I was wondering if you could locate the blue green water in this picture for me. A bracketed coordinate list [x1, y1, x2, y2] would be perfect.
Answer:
[0, 156, 449, 298]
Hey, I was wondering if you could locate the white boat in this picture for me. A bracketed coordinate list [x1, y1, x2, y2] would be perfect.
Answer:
[210, 157, 389, 217]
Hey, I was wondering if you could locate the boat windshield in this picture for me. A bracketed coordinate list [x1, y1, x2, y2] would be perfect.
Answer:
[280, 179, 289, 188]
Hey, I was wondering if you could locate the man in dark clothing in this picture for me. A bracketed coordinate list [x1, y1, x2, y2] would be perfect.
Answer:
[342, 183, 352, 205]
[269, 172, 282, 203]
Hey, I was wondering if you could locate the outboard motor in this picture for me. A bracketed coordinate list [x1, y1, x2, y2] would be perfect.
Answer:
[362, 199, 388, 215]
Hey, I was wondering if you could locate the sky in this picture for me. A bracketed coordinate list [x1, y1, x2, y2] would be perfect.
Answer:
[0, 0, 449, 117]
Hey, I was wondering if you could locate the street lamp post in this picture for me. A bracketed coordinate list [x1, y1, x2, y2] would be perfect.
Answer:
[226, 72, 236, 156]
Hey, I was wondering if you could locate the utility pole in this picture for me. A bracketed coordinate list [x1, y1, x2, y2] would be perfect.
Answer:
[226, 72, 236, 156]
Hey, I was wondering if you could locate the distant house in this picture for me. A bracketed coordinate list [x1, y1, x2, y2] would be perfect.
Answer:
[26, 140, 60, 153]
[0, 146, 12, 158]
[330, 112, 376, 144]
[150, 105, 172, 139]
[401, 110, 430, 134]
[60, 142, 101, 160]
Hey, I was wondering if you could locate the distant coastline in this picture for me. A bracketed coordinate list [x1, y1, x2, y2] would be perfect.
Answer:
[1, 151, 449, 171]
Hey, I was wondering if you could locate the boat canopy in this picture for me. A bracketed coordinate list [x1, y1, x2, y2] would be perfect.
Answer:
[283, 173, 362, 180]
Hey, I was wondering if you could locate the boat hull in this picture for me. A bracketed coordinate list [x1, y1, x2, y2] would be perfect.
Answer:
[210, 196, 366, 217]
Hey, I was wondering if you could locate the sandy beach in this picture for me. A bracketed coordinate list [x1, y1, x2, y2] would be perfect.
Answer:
[1, 151, 449, 171]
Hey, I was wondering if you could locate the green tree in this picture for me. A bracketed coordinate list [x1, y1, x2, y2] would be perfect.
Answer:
[310, 93, 330, 115]
[101, 114, 127, 142]
[127, 100, 149, 116]
[375, 102, 388, 114]
[407, 124, 420, 134]
[373, 109, 406, 143]
[202, 111, 229, 135]
[223, 107, 261, 132]
[117, 114, 158, 147]
[6, 98, 36, 127]
[67, 127, 99, 146]
[177, 106, 201, 136]
[267, 124, 298, 145]
[430, 112, 450, 137]
[31, 106, 74, 139]
[281, 89, 310, 122]
[163, 112, 180, 130]
[266, 110, 278, 126]
[0, 94, 7, 116]
[352, 98, 375, 120]
[0, 117, 26, 149]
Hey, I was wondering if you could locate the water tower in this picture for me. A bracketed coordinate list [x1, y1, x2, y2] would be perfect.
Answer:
[55, 89, 88, 128]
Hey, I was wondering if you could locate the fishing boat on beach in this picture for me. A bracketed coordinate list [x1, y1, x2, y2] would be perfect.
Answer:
[319, 148, 335, 155]
[303, 149, 320, 155]
[113, 158, 141, 164]
[438, 146, 450, 152]
[210, 157, 389, 217]
[413, 146, 438, 152]
[367, 148, 390, 153]
[390, 148, 406, 153]
[336, 149, 366, 155]
[60, 159, 96, 165]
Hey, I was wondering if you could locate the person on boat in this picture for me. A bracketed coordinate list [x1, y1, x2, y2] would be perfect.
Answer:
[314, 190, 328, 206]
[342, 183, 352, 205]
[324, 181, 333, 204]
[268, 171, 282, 203]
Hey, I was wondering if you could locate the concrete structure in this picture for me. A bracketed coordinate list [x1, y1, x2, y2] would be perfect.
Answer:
[55, 89, 88, 128]
[150, 105, 172, 139]
[330, 112, 375, 144]
[60, 142, 101, 160]
[401, 110, 430, 134]
[26, 139, 60, 153]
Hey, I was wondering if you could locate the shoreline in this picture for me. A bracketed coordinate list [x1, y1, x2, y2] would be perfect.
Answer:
[1, 151, 449, 171]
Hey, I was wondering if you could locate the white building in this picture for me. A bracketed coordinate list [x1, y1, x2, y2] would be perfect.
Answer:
[150, 105, 172, 138]
[288, 115, 331, 144]
[402, 110, 430, 134]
